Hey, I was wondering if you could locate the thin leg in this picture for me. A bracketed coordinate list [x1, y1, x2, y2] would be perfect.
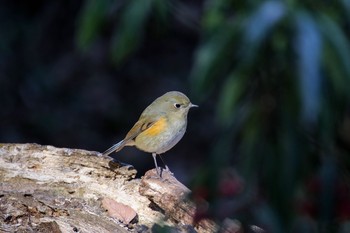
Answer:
[152, 153, 160, 176]
[159, 154, 171, 173]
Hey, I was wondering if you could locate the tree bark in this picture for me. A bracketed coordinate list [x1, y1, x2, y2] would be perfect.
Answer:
[0, 143, 216, 233]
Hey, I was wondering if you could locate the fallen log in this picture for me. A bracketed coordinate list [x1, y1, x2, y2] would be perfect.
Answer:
[0, 143, 217, 232]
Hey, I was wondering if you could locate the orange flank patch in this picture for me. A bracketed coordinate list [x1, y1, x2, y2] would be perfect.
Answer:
[142, 117, 167, 136]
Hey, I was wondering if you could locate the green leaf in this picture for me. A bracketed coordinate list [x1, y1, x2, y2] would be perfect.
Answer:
[319, 13, 350, 89]
[202, 0, 231, 32]
[111, 0, 153, 64]
[153, 0, 169, 23]
[76, 0, 109, 51]
[190, 19, 242, 98]
[294, 11, 322, 126]
[242, 1, 286, 61]
[217, 71, 246, 126]
[341, 0, 350, 17]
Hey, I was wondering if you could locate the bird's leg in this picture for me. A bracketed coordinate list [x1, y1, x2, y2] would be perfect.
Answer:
[152, 153, 161, 176]
[159, 154, 173, 175]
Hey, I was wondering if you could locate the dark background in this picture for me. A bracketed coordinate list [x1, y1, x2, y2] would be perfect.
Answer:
[1, 0, 350, 232]
[0, 1, 207, 183]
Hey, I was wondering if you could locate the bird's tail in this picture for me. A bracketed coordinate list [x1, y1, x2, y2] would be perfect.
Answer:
[102, 140, 126, 157]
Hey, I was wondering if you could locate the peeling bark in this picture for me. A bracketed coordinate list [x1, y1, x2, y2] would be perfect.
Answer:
[0, 143, 217, 233]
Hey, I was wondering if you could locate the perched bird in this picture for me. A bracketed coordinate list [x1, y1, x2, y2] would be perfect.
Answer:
[102, 91, 197, 176]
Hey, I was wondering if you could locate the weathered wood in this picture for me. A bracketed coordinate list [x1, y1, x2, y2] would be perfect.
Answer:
[0, 143, 218, 233]
[140, 169, 218, 233]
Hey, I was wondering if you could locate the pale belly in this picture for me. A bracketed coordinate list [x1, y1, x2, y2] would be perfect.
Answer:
[134, 122, 187, 154]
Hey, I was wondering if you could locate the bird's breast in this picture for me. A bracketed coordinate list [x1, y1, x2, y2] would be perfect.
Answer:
[135, 116, 187, 154]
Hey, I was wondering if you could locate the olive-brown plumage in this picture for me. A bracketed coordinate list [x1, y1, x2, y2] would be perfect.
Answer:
[102, 91, 197, 175]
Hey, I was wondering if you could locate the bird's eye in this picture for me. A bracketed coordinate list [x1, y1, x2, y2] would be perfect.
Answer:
[174, 103, 181, 109]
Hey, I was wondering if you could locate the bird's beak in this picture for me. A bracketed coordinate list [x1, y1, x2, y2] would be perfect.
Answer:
[190, 103, 198, 108]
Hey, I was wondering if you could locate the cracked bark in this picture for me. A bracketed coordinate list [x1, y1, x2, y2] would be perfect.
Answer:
[0, 143, 216, 233]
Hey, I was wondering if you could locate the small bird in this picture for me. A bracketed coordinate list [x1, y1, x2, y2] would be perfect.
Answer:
[102, 91, 197, 176]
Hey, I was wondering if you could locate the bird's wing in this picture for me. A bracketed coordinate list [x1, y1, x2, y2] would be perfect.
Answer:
[123, 114, 162, 144]
[102, 114, 162, 157]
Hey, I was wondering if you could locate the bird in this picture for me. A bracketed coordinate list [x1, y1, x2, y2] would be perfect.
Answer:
[102, 91, 198, 176]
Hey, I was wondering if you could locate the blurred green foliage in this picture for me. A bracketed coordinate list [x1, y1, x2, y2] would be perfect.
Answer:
[189, 0, 350, 232]
[0, 0, 349, 231]
[76, 0, 109, 50]
[77, 0, 171, 64]
[12, 0, 350, 231]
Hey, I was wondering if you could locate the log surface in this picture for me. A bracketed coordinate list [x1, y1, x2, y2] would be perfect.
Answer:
[0, 143, 216, 233]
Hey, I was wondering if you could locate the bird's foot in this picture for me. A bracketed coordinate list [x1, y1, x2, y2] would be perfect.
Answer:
[164, 165, 174, 176]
